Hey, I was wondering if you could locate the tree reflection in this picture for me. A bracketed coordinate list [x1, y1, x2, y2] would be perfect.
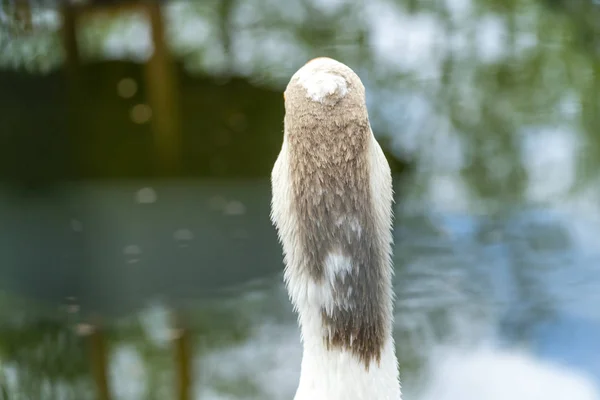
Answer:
[1, 0, 598, 196]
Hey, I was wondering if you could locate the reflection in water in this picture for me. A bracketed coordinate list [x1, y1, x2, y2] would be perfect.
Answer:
[421, 347, 599, 400]
[195, 208, 600, 400]
[135, 187, 157, 204]
[3, 0, 600, 195]
[0, 203, 599, 399]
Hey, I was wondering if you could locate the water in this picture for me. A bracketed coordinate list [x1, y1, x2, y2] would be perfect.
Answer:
[0, 180, 598, 399]
[188, 205, 600, 400]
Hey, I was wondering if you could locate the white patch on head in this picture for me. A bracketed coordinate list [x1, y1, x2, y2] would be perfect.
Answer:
[292, 58, 349, 104]
[298, 71, 348, 103]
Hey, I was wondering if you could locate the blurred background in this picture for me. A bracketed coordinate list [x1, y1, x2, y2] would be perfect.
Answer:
[1, 0, 600, 399]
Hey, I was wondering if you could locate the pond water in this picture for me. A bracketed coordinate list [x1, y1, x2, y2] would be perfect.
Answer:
[0, 179, 599, 399]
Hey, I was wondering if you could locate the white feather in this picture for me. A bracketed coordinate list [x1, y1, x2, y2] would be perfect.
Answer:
[291, 58, 350, 103]
[271, 131, 401, 400]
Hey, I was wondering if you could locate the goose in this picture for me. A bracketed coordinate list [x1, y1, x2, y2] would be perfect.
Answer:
[270, 57, 401, 400]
